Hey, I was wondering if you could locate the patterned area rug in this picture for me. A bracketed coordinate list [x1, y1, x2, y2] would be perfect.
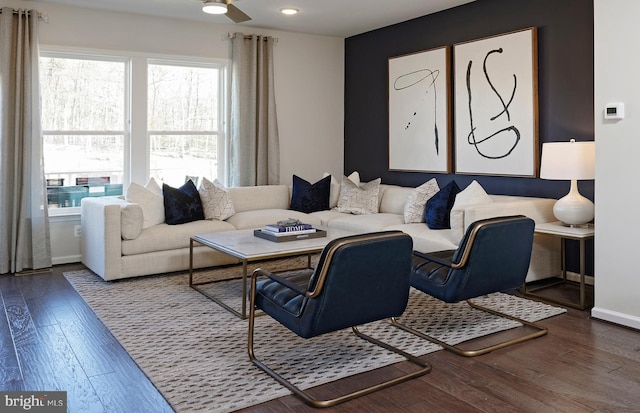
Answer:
[64, 259, 566, 413]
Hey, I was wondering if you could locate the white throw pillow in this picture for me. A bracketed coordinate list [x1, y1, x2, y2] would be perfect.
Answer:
[403, 178, 440, 224]
[199, 177, 235, 221]
[125, 178, 165, 229]
[450, 180, 493, 245]
[146, 177, 162, 195]
[335, 176, 381, 215]
[323, 171, 359, 208]
[120, 203, 144, 240]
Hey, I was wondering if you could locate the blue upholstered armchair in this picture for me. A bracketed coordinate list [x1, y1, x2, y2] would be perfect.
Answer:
[248, 231, 432, 408]
[393, 215, 548, 357]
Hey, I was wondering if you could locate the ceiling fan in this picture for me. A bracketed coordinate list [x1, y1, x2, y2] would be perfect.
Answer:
[201, 0, 251, 23]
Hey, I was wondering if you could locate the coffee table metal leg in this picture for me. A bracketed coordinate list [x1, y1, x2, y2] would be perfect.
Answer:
[189, 238, 194, 286]
[189, 237, 245, 319]
[242, 259, 248, 319]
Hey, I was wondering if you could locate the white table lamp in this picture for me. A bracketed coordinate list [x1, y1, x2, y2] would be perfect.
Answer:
[540, 139, 595, 227]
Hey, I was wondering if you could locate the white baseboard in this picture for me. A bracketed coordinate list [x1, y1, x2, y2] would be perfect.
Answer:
[52, 254, 82, 265]
[591, 307, 640, 331]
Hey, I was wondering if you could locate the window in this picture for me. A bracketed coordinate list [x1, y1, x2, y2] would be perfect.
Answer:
[40, 54, 127, 210]
[39, 51, 227, 211]
[148, 61, 223, 188]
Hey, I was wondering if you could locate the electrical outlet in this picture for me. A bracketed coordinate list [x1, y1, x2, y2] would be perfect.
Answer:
[74, 225, 82, 238]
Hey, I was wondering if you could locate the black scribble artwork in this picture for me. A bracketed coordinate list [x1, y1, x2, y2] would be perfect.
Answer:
[466, 48, 520, 159]
[394, 68, 440, 155]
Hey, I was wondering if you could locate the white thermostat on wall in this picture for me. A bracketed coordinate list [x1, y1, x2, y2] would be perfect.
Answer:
[604, 102, 625, 120]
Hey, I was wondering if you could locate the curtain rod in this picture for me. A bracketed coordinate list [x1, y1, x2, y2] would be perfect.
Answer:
[227, 33, 278, 43]
[1, 9, 49, 23]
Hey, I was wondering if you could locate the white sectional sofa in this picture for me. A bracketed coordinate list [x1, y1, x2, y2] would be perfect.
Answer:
[81, 183, 560, 282]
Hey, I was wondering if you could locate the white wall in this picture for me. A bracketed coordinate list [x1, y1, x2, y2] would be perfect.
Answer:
[593, 0, 640, 329]
[7, 0, 345, 263]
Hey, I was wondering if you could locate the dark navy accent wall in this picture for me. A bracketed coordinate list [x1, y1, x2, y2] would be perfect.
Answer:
[344, 0, 594, 200]
[344, 0, 594, 275]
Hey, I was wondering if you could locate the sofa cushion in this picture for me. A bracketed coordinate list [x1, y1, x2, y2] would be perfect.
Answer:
[163, 181, 205, 225]
[378, 185, 413, 215]
[225, 209, 322, 230]
[121, 219, 236, 256]
[450, 180, 493, 244]
[385, 223, 458, 253]
[308, 209, 349, 227]
[125, 178, 165, 229]
[335, 177, 381, 215]
[199, 177, 235, 221]
[290, 174, 330, 213]
[403, 178, 440, 224]
[327, 213, 404, 233]
[228, 185, 290, 213]
[425, 180, 460, 229]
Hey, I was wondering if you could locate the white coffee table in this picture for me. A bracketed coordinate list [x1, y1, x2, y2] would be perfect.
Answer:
[189, 227, 360, 319]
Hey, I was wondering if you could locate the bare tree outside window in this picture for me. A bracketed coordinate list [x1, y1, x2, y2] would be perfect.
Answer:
[40, 53, 225, 209]
[40, 55, 126, 208]
[148, 62, 221, 187]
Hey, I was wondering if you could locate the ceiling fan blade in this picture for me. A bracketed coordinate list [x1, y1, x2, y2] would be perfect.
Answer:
[226, 3, 251, 23]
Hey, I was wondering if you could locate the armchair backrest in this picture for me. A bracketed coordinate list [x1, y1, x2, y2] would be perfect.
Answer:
[443, 215, 535, 302]
[298, 231, 413, 337]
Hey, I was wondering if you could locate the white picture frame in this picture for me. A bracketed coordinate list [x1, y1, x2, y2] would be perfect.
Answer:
[388, 46, 451, 173]
[453, 27, 539, 177]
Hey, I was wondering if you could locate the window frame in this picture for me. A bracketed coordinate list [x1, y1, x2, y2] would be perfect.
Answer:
[39, 47, 229, 215]
[40, 49, 130, 216]
[146, 58, 228, 187]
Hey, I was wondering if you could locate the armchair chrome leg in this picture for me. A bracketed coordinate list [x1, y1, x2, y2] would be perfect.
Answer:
[248, 275, 431, 408]
[391, 300, 548, 357]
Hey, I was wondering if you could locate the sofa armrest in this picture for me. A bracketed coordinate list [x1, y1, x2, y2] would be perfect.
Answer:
[463, 196, 556, 228]
[81, 197, 128, 280]
[463, 196, 559, 283]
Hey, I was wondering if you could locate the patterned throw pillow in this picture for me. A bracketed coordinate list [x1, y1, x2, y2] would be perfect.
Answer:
[424, 180, 460, 229]
[162, 180, 205, 225]
[335, 177, 381, 215]
[403, 178, 440, 224]
[290, 174, 330, 213]
[199, 177, 235, 221]
[323, 171, 360, 208]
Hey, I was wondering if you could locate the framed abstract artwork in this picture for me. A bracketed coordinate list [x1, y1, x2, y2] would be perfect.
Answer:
[388, 46, 451, 173]
[453, 27, 539, 177]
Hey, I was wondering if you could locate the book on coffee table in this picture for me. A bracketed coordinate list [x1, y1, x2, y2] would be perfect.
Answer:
[264, 223, 314, 233]
[254, 228, 327, 243]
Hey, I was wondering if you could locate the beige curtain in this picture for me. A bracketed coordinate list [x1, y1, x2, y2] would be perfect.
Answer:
[229, 33, 280, 187]
[0, 8, 51, 274]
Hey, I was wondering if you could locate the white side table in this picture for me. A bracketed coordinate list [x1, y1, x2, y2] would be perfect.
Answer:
[522, 221, 594, 310]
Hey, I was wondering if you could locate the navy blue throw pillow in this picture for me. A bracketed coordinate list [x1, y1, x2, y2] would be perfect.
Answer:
[425, 180, 460, 229]
[163, 180, 205, 225]
[290, 175, 330, 213]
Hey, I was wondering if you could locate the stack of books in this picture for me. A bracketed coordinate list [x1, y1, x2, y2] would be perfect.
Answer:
[254, 219, 326, 242]
[262, 221, 316, 237]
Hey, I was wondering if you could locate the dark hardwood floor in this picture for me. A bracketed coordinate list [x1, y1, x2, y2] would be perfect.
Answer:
[2, 264, 640, 413]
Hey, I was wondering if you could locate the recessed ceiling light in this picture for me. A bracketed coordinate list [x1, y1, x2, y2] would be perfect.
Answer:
[280, 8, 299, 16]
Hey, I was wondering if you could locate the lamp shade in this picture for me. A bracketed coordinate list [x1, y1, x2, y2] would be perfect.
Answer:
[540, 139, 595, 180]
